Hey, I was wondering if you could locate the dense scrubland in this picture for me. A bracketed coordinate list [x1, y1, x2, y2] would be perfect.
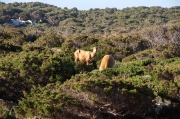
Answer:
[0, 2, 180, 119]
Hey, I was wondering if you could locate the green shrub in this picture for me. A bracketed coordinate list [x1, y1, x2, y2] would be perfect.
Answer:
[0, 50, 77, 103]
[34, 30, 65, 48]
[14, 84, 77, 118]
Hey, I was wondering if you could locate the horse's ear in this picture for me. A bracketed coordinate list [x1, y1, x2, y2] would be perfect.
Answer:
[93, 47, 96, 52]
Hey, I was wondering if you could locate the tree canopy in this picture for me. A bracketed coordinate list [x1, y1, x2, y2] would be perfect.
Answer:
[0, 2, 180, 119]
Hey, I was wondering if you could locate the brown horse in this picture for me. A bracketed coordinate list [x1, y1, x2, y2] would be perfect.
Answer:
[74, 47, 96, 65]
[99, 55, 115, 71]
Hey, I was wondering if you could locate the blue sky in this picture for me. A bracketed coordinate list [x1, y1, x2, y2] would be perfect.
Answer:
[2, 0, 180, 10]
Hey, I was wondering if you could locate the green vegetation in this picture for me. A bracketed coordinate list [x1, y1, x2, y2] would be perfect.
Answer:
[0, 2, 180, 119]
[1, 2, 180, 35]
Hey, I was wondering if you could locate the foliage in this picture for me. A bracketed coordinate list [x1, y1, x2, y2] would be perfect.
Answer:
[122, 44, 180, 62]
[0, 40, 22, 54]
[14, 68, 180, 118]
[34, 28, 65, 48]
[14, 84, 78, 118]
[1, 2, 180, 34]
[0, 28, 27, 46]
[0, 49, 77, 102]
[0, 2, 180, 118]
